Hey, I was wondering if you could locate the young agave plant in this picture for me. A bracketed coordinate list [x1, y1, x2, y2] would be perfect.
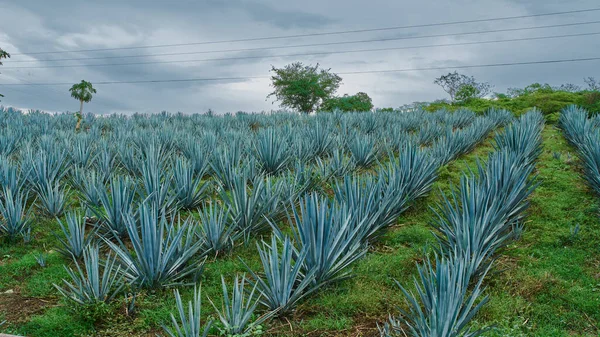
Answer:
[197, 203, 240, 257]
[105, 203, 204, 289]
[55, 211, 95, 260]
[242, 235, 318, 316]
[578, 134, 600, 197]
[253, 128, 291, 175]
[54, 245, 125, 306]
[94, 175, 136, 238]
[172, 157, 210, 210]
[35, 252, 48, 268]
[209, 275, 272, 336]
[283, 193, 367, 286]
[432, 150, 536, 277]
[72, 168, 105, 209]
[0, 158, 24, 192]
[382, 253, 490, 337]
[162, 286, 212, 337]
[36, 181, 70, 217]
[0, 186, 32, 241]
[69, 135, 96, 169]
[0, 129, 21, 157]
[24, 146, 69, 193]
[94, 142, 117, 183]
[140, 151, 174, 214]
[347, 134, 379, 169]
[222, 173, 280, 243]
[319, 148, 354, 178]
[211, 146, 244, 190]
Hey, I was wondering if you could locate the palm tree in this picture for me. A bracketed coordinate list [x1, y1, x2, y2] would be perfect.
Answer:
[69, 80, 96, 131]
[0, 48, 10, 101]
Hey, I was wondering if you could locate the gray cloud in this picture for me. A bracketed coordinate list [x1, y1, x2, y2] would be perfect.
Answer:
[1, 0, 599, 114]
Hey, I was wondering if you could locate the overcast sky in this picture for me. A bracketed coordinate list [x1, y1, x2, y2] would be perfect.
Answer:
[0, 0, 599, 114]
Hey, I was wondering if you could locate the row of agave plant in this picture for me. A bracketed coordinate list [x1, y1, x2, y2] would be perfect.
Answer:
[559, 105, 600, 199]
[0, 107, 511, 244]
[379, 110, 544, 337]
[0, 107, 513, 336]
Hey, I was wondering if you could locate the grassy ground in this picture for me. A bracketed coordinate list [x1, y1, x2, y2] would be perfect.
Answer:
[1, 125, 599, 336]
[474, 126, 600, 336]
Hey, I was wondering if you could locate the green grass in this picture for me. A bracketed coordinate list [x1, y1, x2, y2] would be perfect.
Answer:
[473, 126, 600, 336]
[2, 125, 600, 336]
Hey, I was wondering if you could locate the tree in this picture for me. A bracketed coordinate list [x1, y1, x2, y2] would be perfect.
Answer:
[454, 84, 480, 102]
[267, 62, 342, 113]
[0, 48, 10, 101]
[585, 77, 599, 91]
[554, 83, 581, 93]
[434, 72, 492, 102]
[321, 92, 373, 112]
[69, 80, 96, 131]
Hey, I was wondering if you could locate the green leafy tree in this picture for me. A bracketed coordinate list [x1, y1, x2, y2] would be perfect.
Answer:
[69, 80, 96, 131]
[454, 84, 480, 102]
[434, 72, 492, 102]
[0, 48, 10, 101]
[321, 92, 373, 112]
[267, 62, 342, 113]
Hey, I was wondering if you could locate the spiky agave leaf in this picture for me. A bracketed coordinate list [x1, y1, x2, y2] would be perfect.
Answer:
[36, 180, 70, 217]
[211, 145, 244, 190]
[0, 129, 21, 157]
[385, 252, 491, 337]
[283, 193, 367, 286]
[93, 175, 136, 238]
[0, 186, 33, 241]
[347, 133, 379, 169]
[242, 235, 318, 316]
[140, 146, 175, 214]
[318, 148, 355, 178]
[0, 157, 24, 192]
[162, 286, 212, 337]
[55, 211, 95, 260]
[253, 128, 292, 175]
[72, 168, 105, 209]
[69, 134, 96, 169]
[105, 202, 204, 289]
[172, 157, 210, 210]
[577, 133, 600, 197]
[94, 141, 117, 183]
[24, 146, 69, 193]
[222, 173, 281, 243]
[209, 274, 272, 335]
[196, 202, 241, 256]
[332, 174, 382, 243]
[53, 244, 125, 306]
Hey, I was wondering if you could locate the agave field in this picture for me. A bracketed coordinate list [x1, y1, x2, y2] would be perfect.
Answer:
[0, 106, 599, 336]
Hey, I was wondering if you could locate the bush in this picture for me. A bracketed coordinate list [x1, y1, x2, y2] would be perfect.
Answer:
[581, 91, 600, 114]
[425, 89, 599, 120]
[321, 92, 373, 112]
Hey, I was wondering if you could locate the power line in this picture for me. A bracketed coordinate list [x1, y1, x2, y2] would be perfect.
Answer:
[3, 31, 599, 69]
[2, 56, 599, 86]
[10, 7, 600, 56]
[8, 20, 600, 64]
